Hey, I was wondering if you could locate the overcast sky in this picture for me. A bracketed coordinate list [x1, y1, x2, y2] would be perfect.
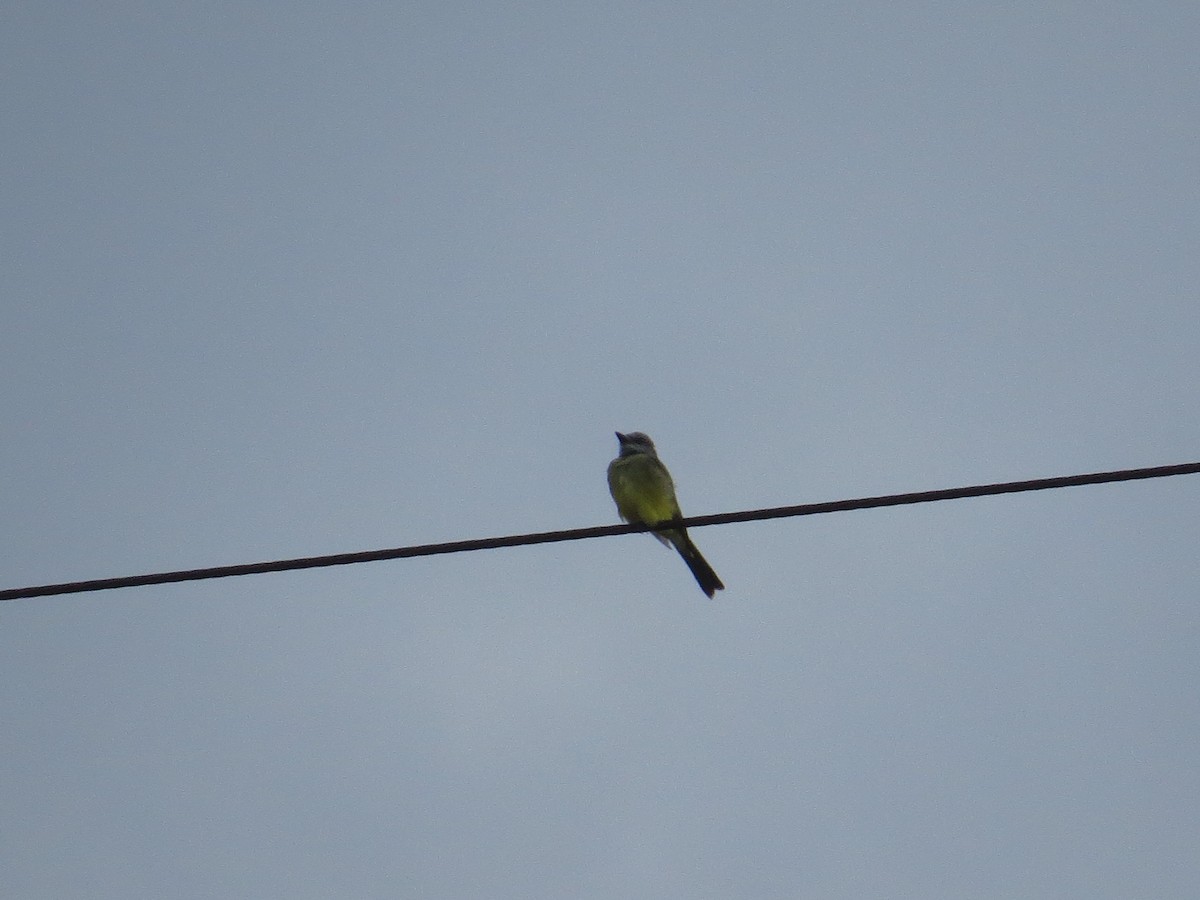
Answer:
[3, 3, 1199, 898]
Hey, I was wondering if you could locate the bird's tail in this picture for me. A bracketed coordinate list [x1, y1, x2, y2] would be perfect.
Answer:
[673, 532, 725, 598]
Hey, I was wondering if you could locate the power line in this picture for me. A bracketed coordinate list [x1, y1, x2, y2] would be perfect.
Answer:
[2, 460, 1197, 602]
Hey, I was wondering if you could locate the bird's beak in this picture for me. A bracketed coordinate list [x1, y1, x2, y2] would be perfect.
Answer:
[615, 431, 628, 444]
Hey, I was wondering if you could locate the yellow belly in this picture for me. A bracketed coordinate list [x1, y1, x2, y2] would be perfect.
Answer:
[608, 455, 681, 525]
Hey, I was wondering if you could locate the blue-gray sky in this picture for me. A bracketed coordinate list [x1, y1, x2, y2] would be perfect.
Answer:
[3, 3, 1198, 898]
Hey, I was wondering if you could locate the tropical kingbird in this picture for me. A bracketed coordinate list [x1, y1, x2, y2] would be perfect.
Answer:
[607, 431, 725, 598]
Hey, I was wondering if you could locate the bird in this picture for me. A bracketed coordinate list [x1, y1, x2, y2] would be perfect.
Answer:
[607, 431, 724, 598]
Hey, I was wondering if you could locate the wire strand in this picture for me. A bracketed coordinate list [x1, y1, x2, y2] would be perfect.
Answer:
[3, 461, 1197, 601]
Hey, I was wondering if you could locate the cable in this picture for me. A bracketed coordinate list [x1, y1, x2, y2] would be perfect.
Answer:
[2, 461, 1197, 601]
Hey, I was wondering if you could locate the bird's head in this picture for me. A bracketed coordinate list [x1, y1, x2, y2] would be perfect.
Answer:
[615, 431, 658, 458]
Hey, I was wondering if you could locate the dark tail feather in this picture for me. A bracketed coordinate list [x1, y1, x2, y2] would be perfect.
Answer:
[675, 534, 724, 598]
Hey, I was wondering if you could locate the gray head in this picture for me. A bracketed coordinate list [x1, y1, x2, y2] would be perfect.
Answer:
[615, 431, 658, 458]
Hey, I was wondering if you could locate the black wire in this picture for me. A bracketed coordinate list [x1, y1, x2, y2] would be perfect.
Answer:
[2, 461, 1197, 601]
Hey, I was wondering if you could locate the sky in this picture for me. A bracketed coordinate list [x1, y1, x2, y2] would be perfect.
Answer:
[3, 2, 1199, 897]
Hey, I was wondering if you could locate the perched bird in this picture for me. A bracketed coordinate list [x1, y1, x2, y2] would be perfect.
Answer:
[607, 431, 725, 598]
